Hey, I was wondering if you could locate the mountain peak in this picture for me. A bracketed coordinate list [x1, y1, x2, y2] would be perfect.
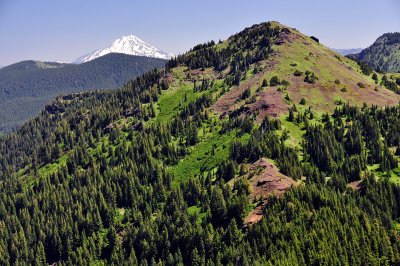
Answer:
[74, 34, 173, 63]
[113, 34, 144, 46]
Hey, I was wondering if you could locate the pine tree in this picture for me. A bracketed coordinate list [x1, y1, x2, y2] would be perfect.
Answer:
[34, 242, 46, 266]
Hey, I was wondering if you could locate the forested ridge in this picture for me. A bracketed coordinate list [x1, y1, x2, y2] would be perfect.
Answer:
[0, 53, 166, 133]
[347, 32, 400, 73]
[1, 21, 400, 265]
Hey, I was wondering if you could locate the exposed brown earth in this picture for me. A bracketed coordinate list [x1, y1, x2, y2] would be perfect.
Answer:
[233, 158, 300, 225]
[250, 87, 289, 121]
[160, 73, 175, 84]
[212, 23, 399, 225]
[213, 24, 400, 124]
[347, 180, 362, 191]
[212, 71, 266, 116]
[273, 25, 400, 112]
[212, 59, 289, 121]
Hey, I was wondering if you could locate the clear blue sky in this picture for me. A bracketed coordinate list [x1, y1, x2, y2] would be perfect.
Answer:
[0, 0, 399, 66]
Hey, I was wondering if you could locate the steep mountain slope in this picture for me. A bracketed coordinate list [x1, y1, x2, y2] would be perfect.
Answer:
[268, 24, 399, 112]
[212, 21, 399, 121]
[74, 35, 173, 63]
[348, 32, 400, 72]
[1, 22, 400, 265]
[0, 53, 166, 132]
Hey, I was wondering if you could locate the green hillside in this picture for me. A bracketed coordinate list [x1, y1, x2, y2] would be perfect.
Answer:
[348, 32, 400, 73]
[0, 53, 166, 133]
[1, 22, 400, 265]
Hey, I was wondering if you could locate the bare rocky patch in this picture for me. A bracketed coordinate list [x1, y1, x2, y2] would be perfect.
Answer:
[230, 158, 300, 225]
[347, 180, 362, 191]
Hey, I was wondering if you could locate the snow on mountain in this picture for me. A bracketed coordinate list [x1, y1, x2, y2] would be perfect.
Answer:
[74, 35, 173, 63]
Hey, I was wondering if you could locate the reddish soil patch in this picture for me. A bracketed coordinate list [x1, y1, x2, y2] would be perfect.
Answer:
[275, 27, 301, 45]
[272, 24, 400, 112]
[239, 158, 300, 225]
[287, 75, 399, 114]
[188, 68, 219, 78]
[213, 73, 263, 116]
[248, 158, 298, 198]
[245, 204, 265, 225]
[160, 73, 175, 83]
[347, 180, 362, 191]
[249, 87, 289, 121]
[189, 69, 203, 76]
[212, 61, 288, 121]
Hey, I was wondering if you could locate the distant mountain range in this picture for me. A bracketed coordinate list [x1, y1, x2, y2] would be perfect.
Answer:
[0, 53, 166, 133]
[331, 48, 363, 56]
[74, 34, 173, 63]
[347, 32, 400, 73]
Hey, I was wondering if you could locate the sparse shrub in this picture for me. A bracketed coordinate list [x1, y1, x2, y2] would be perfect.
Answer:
[341, 87, 347, 92]
[294, 70, 303, 77]
[304, 71, 318, 84]
[372, 73, 378, 83]
[334, 98, 343, 105]
[287, 108, 294, 121]
[285, 94, 291, 101]
[245, 95, 257, 104]
[233, 178, 250, 196]
[310, 36, 319, 43]
[241, 88, 251, 100]
[290, 62, 297, 67]
[334, 79, 340, 85]
[380, 78, 399, 93]
[281, 130, 289, 141]
[299, 98, 306, 105]
[160, 80, 169, 90]
[281, 80, 290, 87]
[262, 79, 268, 87]
[270, 76, 280, 86]
[357, 61, 373, 76]
[321, 113, 330, 123]
[357, 82, 365, 88]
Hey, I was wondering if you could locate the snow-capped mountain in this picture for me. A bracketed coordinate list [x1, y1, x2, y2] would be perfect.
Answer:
[74, 35, 173, 63]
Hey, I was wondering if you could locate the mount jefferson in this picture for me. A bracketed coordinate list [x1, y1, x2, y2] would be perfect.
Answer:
[74, 34, 173, 63]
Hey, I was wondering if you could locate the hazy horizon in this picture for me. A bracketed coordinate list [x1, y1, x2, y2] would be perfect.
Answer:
[1, 0, 399, 66]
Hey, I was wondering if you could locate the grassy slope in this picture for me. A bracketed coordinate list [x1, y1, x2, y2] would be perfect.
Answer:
[8, 23, 400, 254]
[263, 23, 400, 183]
[15, 22, 400, 217]
[155, 67, 252, 186]
[268, 22, 400, 114]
